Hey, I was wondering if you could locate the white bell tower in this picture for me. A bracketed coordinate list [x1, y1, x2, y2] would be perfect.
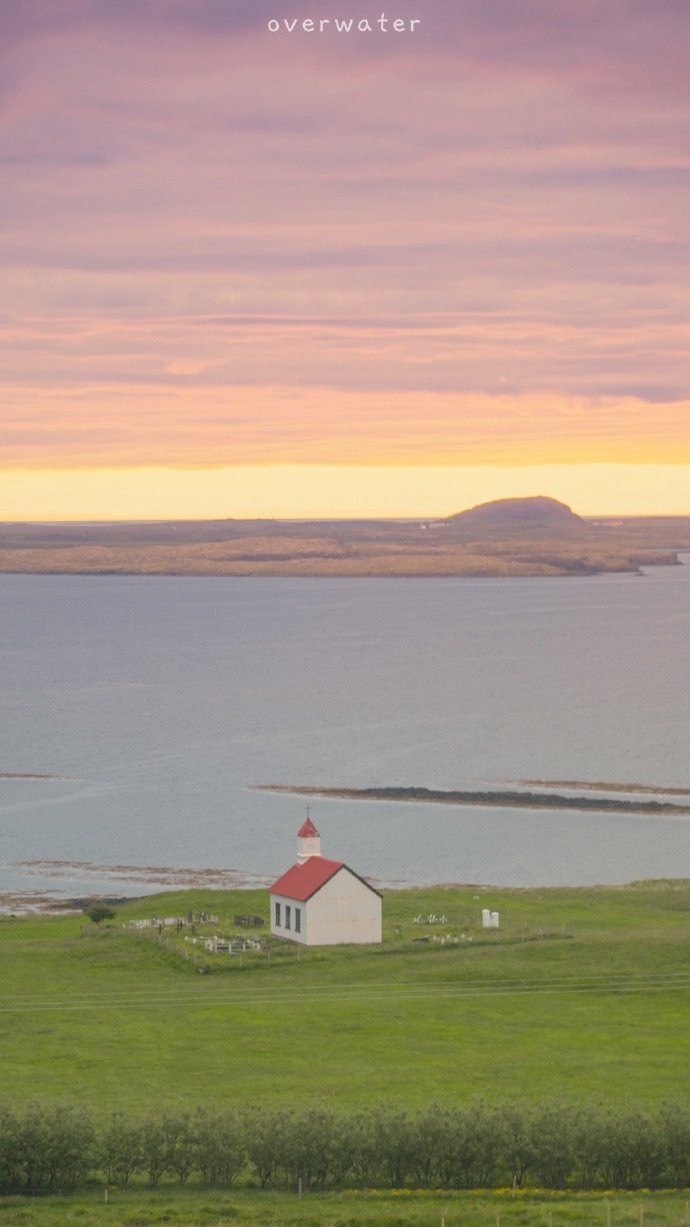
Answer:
[296, 813, 321, 862]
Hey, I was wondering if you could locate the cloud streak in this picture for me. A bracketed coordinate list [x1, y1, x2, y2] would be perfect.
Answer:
[1, 0, 688, 491]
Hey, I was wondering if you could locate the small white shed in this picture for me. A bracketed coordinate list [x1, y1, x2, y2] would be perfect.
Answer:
[268, 818, 382, 947]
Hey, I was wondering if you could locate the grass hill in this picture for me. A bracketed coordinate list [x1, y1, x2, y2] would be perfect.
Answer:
[446, 495, 586, 531]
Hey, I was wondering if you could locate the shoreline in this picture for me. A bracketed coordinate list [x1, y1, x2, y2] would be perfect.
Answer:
[3, 874, 690, 917]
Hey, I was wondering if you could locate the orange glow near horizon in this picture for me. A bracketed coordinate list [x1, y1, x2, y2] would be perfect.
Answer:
[4, 385, 690, 470]
[2, 463, 690, 522]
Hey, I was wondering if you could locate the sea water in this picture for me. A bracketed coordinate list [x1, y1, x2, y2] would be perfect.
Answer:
[1, 558, 688, 902]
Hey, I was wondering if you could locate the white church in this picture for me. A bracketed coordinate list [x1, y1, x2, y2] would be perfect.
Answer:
[268, 817, 382, 946]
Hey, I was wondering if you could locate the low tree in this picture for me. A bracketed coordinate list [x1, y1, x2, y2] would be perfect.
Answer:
[571, 1103, 608, 1188]
[140, 1114, 169, 1187]
[46, 1104, 95, 1193]
[658, 1100, 690, 1188]
[162, 1110, 197, 1185]
[495, 1102, 534, 1188]
[597, 1108, 663, 1189]
[278, 1107, 338, 1190]
[100, 1111, 142, 1189]
[85, 903, 116, 924]
[194, 1106, 245, 1187]
[370, 1105, 415, 1188]
[341, 1110, 384, 1187]
[0, 1104, 20, 1194]
[408, 1105, 445, 1188]
[529, 1102, 576, 1188]
[17, 1102, 53, 1194]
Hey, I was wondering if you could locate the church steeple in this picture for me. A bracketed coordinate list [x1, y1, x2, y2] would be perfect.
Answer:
[296, 812, 321, 862]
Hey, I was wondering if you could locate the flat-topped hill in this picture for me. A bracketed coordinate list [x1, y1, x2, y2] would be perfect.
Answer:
[447, 495, 585, 532]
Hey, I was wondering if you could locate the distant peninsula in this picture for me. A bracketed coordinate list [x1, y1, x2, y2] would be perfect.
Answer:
[255, 783, 690, 817]
[0, 497, 687, 578]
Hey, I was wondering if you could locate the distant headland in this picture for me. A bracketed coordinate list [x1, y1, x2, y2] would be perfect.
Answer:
[0, 497, 687, 578]
[255, 782, 690, 817]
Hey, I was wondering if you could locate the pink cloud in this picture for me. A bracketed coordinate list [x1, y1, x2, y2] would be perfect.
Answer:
[1, 1, 688, 471]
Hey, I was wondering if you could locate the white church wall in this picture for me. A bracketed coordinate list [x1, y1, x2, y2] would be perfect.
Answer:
[270, 892, 308, 944]
[305, 868, 382, 946]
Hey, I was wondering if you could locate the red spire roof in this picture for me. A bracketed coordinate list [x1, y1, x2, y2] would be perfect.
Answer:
[297, 816, 319, 838]
[269, 856, 343, 902]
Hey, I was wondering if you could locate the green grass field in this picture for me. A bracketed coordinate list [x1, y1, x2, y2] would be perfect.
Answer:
[0, 1187, 689, 1227]
[1, 880, 689, 1112]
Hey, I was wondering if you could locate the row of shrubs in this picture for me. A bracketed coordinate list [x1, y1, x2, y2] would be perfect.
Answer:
[1, 1101, 689, 1196]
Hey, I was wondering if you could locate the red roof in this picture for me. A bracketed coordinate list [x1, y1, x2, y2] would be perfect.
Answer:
[269, 856, 343, 902]
[297, 816, 319, 838]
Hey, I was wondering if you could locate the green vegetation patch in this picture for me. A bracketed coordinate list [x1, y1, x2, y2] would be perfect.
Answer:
[0, 882, 688, 1110]
[1, 1188, 690, 1227]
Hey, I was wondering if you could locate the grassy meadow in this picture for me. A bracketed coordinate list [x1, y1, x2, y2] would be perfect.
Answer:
[1, 1188, 690, 1227]
[1, 881, 689, 1222]
[1, 881, 689, 1112]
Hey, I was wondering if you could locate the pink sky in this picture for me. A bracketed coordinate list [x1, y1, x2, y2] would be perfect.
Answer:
[1, 0, 689, 516]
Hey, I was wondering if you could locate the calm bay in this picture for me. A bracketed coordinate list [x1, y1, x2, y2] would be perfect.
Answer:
[1, 559, 689, 905]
